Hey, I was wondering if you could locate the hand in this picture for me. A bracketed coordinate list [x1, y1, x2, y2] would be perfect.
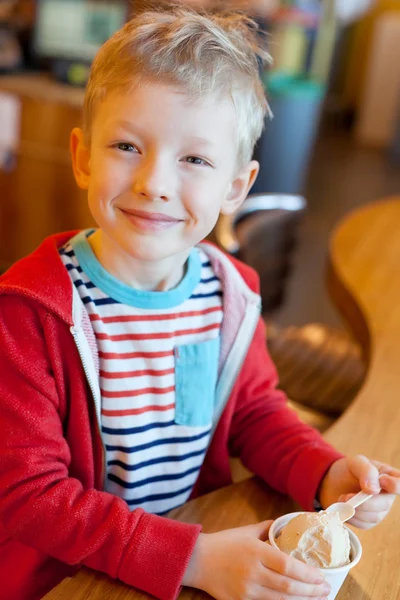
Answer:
[318, 455, 400, 529]
[183, 520, 332, 599]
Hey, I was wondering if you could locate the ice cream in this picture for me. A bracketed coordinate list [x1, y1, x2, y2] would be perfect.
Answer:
[275, 511, 351, 569]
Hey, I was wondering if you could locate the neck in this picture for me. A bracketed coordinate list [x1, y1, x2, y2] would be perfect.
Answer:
[88, 230, 190, 291]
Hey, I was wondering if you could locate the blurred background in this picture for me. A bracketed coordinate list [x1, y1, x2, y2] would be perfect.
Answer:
[0, 0, 399, 428]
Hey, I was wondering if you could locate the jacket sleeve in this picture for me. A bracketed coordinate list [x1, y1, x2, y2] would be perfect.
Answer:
[0, 296, 200, 600]
[229, 316, 344, 511]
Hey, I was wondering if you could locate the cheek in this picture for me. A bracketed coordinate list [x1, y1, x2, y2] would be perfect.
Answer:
[90, 150, 132, 196]
[184, 194, 219, 225]
[89, 164, 127, 204]
[183, 175, 230, 220]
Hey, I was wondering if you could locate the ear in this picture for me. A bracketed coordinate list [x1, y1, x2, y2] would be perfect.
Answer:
[70, 127, 91, 190]
[221, 160, 259, 216]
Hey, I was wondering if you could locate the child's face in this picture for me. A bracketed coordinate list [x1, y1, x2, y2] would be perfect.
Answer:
[72, 82, 258, 263]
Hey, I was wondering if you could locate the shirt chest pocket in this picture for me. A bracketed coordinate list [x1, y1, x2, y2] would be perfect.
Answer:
[174, 336, 220, 427]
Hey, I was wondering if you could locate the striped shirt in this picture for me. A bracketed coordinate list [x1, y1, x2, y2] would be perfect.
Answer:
[60, 230, 223, 514]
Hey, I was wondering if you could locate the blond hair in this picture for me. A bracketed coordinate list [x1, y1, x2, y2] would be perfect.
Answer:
[83, 5, 272, 168]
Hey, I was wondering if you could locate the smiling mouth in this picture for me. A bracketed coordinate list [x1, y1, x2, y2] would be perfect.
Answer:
[120, 208, 183, 231]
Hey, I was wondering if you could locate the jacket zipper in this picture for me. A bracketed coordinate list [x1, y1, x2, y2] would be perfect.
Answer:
[70, 325, 106, 491]
[211, 299, 261, 436]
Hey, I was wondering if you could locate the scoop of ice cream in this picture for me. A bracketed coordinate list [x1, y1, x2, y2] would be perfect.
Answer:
[275, 512, 351, 568]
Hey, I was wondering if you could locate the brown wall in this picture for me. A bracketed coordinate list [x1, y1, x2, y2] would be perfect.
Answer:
[0, 75, 94, 269]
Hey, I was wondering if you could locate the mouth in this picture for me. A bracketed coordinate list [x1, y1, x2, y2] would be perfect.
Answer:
[120, 208, 183, 232]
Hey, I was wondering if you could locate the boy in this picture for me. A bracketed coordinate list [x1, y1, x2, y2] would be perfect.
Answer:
[0, 7, 399, 600]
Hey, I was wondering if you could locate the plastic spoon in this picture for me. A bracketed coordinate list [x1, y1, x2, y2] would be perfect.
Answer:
[325, 491, 373, 522]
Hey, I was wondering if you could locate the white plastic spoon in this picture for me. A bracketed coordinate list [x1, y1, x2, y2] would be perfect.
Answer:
[325, 490, 373, 522]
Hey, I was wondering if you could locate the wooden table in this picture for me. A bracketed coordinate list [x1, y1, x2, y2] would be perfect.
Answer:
[43, 197, 400, 599]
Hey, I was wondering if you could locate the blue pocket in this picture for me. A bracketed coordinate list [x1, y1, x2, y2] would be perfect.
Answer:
[174, 337, 220, 427]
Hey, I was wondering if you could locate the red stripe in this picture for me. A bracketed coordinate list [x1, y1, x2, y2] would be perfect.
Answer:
[96, 323, 220, 342]
[90, 305, 221, 324]
[101, 385, 175, 398]
[99, 350, 174, 360]
[102, 402, 175, 417]
[100, 367, 174, 379]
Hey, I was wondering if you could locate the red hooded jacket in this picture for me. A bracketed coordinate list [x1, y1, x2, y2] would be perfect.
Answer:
[0, 232, 342, 600]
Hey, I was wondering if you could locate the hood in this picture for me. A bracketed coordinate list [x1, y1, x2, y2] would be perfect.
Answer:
[0, 231, 79, 325]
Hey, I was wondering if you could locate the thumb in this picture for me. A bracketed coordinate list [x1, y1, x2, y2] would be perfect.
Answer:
[245, 519, 273, 541]
[348, 455, 381, 494]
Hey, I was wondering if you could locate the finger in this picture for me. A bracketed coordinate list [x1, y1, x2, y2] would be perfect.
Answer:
[359, 494, 395, 512]
[260, 568, 331, 597]
[347, 516, 377, 530]
[354, 495, 396, 522]
[348, 455, 381, 494]
[350, 509, 388, 524]
[371, 461, 400, 478]
[253, 586, 329, 600]
[379, 474, 400, 495]
[338, 493, 394, 512]
[264, 546, 324, 585]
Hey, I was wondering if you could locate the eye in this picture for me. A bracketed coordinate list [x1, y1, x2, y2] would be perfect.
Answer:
[114, 142, 138, 153]
[185, 156, 210, 166]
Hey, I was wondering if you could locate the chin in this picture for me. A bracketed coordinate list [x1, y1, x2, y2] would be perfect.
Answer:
[125, 242, 180, 263]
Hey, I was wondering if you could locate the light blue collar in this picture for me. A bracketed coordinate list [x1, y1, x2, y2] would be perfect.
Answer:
[69, 230, 202, 309]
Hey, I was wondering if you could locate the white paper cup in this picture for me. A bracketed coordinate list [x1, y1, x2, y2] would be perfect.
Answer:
[269, 512, 362, 600]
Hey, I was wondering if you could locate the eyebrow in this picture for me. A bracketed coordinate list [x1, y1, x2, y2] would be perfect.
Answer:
[186, 136, 215, 148]
[110, 120, 144, 135]
[108, 121, 215, 148]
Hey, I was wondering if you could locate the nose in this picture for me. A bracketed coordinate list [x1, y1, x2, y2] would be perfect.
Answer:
[132, 155, 173, 202]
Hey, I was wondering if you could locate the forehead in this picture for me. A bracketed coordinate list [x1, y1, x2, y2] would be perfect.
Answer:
[92, 82, 238, 145]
